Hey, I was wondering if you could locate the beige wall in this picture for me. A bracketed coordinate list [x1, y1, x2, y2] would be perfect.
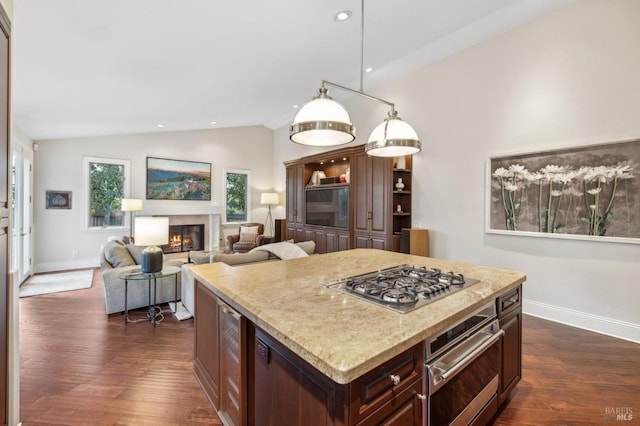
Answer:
[34, 125, 275, 272]
[273, 0, 640, 342]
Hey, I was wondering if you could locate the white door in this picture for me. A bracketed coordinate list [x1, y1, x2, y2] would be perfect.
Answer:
[11, 147, 33, 284]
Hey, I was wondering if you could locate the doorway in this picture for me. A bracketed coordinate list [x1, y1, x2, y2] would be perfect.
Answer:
[11, 142, 33, 284]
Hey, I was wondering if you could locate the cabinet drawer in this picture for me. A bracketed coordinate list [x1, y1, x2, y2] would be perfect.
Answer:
[350, 343, 424, 424]
[356, 378, 423, 426]
[497, 286, 521, 317]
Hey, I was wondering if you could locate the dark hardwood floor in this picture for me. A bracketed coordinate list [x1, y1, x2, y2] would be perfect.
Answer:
[493, 315, 639, 425]
[19, 269, 639, 425]
[19, 268, 221, 425]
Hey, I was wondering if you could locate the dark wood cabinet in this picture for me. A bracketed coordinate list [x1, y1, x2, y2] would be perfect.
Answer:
[194, 281, 522, 425]
[353, 152, 391, 237]
[497, 285, 522, 405]
[285, 145, 405, 252]
[249, 323, 423, 426]
[249, 324, 348, 426]
[350, 342, 423, 424]
[356, 379, 423, 426]
[194, 280, 221, 410]
[286, 164, 305, 240]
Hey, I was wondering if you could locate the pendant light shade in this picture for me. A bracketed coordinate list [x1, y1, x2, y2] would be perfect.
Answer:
[290, 86, 356, 146]
[365, 111, 421, 157]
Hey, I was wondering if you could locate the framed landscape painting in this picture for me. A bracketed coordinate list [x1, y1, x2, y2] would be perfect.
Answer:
[486, 138, 640, 244]
[146, 157, 211, 200]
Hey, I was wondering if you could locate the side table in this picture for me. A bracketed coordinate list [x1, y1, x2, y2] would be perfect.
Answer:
[118, 265, 181, 327]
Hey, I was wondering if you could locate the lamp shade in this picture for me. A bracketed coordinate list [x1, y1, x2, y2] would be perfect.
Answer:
[290, 87, 356, 146]
[121, 198, 143, 212]
[134, 217, 169, 246]
[365, 113, 421, 157]
[260, 193, 279, 205]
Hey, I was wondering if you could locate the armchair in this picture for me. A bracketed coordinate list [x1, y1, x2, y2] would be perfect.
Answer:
[227, 222, 266, 253]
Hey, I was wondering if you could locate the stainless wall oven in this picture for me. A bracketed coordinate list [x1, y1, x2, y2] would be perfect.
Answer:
[425, 302, 504, 426]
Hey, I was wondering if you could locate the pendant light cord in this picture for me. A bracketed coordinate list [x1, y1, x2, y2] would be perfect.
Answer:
[360, 0, 364, 93]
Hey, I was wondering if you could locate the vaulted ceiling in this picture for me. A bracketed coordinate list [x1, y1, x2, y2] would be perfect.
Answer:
[12, 0, 569, 140]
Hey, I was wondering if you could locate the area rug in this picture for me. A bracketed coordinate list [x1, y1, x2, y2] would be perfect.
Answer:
[168, 301, 193, 321]
[19, 270, 94, 298]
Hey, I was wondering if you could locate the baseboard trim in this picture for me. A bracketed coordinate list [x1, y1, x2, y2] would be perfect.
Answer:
[523, 299, 640, 344]
[34, 258, 99, 274]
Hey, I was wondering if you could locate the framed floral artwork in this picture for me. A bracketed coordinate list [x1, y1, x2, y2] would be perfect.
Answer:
[486, 138, 640, 244]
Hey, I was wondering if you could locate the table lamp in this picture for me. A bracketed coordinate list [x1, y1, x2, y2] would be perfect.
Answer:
[260, 192, 278, 238]
[135, 216, 169, 273]
[121, 198, 143, 241]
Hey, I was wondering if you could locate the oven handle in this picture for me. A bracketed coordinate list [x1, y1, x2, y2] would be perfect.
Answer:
[440, 329, 504, 381]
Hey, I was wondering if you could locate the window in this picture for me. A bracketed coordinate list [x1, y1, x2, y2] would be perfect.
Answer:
[225, 169, 251, 223]
[83, 156, 130, 229]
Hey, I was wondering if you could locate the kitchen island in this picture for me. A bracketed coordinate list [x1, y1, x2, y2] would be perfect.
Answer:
[189, 249, 526, 425]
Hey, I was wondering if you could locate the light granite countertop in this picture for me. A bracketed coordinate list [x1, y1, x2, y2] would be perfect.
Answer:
[189, 249, 526, 384]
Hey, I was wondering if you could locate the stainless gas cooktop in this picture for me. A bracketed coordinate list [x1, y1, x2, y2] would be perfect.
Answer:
[325, 264, 480, 313]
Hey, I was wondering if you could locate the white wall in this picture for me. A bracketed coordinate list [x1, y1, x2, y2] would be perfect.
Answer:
[273, 0, 640, 342]
[34, 125, 274, 272]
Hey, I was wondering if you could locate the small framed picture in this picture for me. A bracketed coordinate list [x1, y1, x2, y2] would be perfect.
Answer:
[46, 190, 72, 209]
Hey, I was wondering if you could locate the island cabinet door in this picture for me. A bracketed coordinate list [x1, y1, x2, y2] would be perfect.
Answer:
[497, 286, 522, 405]
[248, 325, 348, 426]
[194, 281, 221, 410]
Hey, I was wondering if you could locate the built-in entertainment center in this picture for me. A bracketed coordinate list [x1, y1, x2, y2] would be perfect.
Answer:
[284, 144, 414, 254]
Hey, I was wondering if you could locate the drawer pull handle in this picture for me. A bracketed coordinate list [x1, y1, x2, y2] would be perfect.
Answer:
[417, 393, 427, 400]
[389, 374, 401, 385]
[508, 296, 519, 303]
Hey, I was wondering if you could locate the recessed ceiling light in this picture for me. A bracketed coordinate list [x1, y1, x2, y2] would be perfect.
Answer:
[365, 67, 373, 73]
[335, 10, 351, 21]
[157, 124, 165, 128]
[210, 121, 217, 125]
[293, 104, 299, 109]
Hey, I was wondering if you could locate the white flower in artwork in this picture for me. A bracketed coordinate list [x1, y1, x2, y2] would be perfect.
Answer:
[492, 167, 510, 178]
[504, 182, 519, 192]
[551, 190, 562, 197]
[587, 187, 602, 195]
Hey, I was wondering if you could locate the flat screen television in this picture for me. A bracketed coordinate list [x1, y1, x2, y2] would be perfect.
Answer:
[305, 186, 349, 229]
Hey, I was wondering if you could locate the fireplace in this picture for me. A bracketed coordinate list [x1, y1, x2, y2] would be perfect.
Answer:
[163, 224, 205, 254]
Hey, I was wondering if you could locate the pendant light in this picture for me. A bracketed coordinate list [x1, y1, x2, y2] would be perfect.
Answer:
[290, 0, 421, 157]
[365, 110, 421, 157]
[290, 84, 355, 146]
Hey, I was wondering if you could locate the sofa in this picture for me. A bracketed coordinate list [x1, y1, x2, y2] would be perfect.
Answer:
[181, 240, 316, 317]
[100, 236, 184, 315]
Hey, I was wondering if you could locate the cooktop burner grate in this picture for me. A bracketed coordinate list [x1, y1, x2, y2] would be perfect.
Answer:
[325, 264, 480, 313]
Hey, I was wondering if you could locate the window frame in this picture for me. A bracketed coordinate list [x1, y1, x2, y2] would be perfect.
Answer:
[82, 156, 131, 231]
[223, 168, 251, 224]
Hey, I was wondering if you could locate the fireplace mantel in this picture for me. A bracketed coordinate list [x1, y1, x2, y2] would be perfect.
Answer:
[138, 204, 223, 252]
[139, 204, 224, 217]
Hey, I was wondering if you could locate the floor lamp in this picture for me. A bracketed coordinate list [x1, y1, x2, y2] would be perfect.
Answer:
[261, 193, 278, 238]
[121, 198, 143, 241]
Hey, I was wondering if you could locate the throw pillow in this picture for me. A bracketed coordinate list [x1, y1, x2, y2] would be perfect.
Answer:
[104, 240, 136, 268]
[213, 251, 269, 266]
[190, 251, 213, 265]
[125, 244, 144, 265]
[239, 232, 257, 243]
[295, 240, 316, 255]
[239, 225, 259, 244]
